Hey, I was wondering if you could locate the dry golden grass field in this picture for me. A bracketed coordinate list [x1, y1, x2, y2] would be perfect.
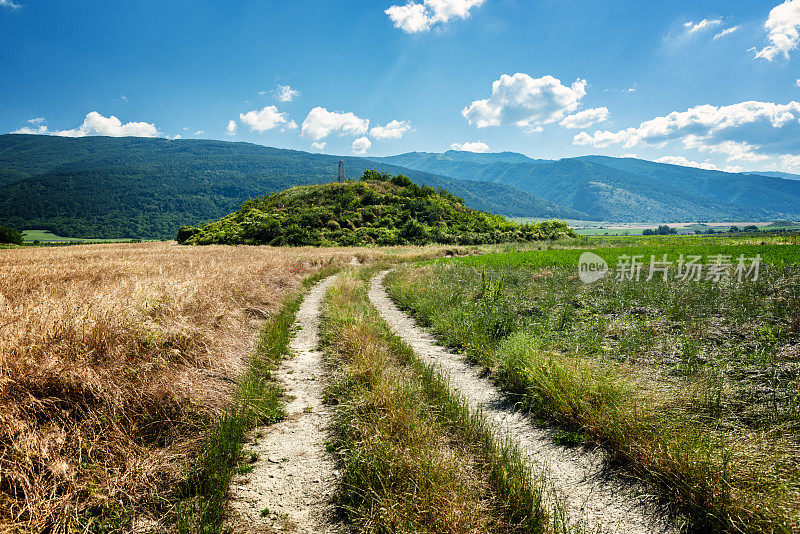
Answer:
[0, 242, 415, 533]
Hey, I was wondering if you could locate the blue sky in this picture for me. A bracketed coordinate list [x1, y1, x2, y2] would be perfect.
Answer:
[2, 0, 800, 172]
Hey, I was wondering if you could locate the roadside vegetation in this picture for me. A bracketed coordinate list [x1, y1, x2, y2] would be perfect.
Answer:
[386, 242, 800, 533]
[320, 270, 574, 533]
[175, 284, 306, 534]
[180, 171, 574, 247]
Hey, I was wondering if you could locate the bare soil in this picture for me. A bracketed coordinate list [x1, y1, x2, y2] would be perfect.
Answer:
[229, 275, 340, 533]
[369, 271, 681, 534]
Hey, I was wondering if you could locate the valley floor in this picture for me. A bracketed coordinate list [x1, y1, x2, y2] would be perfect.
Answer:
[1, 235, 798, 533]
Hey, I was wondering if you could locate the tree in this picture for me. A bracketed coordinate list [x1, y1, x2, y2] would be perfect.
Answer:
[176, 226, 201, 244]
[0, 226, 23, 245]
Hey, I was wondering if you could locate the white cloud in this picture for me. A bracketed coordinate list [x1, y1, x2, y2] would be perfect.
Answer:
[194, 130, 205, 136]
[755, 0, 800, 61]
[386, 3, 432, 33]
[171, 135, 183, 140]
[781, 154, 800, 170]
[311, 141, 327, 151]
[301, 107, 369, 141]
[53, 112, 159, 138]
[684, 18, 723, 34]
[655, 155, 744, 173]
[352, 136, 372, 155]
[12, 117, 48, 134]
[239, 106, 294, 133]
[573, 100, 800, 161]
[370, 119, 413, 140]
[621, 153, 639, 158]
[226, 120, 237, 136]
[463, 73, 587, 129]
[655, 155, 719, 170]
[12, 125, 48, 135]
[275, 84, 300, 102]
[559, 107, 609, 129]
[713, 26, 740, 40]
[385, 0, 485, 33]
[0, 0, 21, 9]
[796, 79, 800, 87]
[450, 141, 490, 152]
[14, 113, 160, 137]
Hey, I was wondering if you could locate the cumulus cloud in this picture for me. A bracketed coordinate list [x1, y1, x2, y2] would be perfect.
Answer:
[683, 18, 723, 34]
[352, 136, 372, 155]
[573, 100, 800, 162]
[311, 141, 327, 151]
[301, 107, 369, 141]
[370, 120, 414, 140]
[386, 3, 432, 33]
[463, 73, 587, 130]
[713, 26, 740, 40]
[655, 156, 743, 173]
[781, 154, 800, 170]
[450, 141, 490, 152]
[12, 117, 48, 134]
[274, 84, 300, 102]
[226, 120, 237, 136]
[755, 0, 800, 61]
[386, 0, 485, 33]
[194, 130, 205, 136]
[14, 113, 160, 137]
[559, 107, 609, 129]
[0, 0, 21, 9]
[239, 106, 295, 133]
[27, 112, 160, 138]
[655, 155, 720, 170]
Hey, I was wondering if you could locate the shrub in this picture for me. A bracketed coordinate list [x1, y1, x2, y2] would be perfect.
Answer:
[176, 226, 201, 244]
[0, 226, 23, 245]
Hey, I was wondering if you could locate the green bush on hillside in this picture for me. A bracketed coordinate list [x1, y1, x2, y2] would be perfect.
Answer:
[0, 226, 23, 245]
[181, 171, 574, 246]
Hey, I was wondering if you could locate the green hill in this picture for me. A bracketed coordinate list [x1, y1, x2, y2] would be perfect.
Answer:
[372, 151, 800, 222]
[0, 135, 583, 240]
[181, 171, 574, 246]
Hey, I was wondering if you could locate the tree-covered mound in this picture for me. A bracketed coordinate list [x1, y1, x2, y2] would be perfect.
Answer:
[180, 171, 574, 246]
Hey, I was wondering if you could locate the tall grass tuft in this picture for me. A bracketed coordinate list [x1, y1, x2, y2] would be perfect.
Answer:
[321, 270, 574, 533]
[387, 263, 800, 533]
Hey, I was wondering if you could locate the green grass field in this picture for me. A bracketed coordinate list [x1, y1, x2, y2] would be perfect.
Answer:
[21, 230, 142, 243]
[447, 243, 800, 270]
[389, 236, 800, 532]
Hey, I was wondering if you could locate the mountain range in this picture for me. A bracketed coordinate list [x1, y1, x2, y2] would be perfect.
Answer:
[1, 134, 799, 240]
[0, 135, 581, 239]
[371, 151, 800, 223]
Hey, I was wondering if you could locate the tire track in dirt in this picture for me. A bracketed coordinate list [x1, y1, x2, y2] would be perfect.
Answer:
[230, 275, 339, 534]
[369, 271, 680, 534]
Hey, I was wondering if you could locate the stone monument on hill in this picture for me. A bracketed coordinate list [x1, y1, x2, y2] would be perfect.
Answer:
[338, 160, 345, 182]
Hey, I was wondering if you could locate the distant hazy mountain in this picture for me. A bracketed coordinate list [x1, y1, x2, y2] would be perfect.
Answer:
[372, 151, 800, 222]
[745, 171, 800, 181]
[0, 135, 583, 239]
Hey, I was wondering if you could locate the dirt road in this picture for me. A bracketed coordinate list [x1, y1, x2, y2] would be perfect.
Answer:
[369, 271, 680, 534]
[230, 275, 339, 533]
